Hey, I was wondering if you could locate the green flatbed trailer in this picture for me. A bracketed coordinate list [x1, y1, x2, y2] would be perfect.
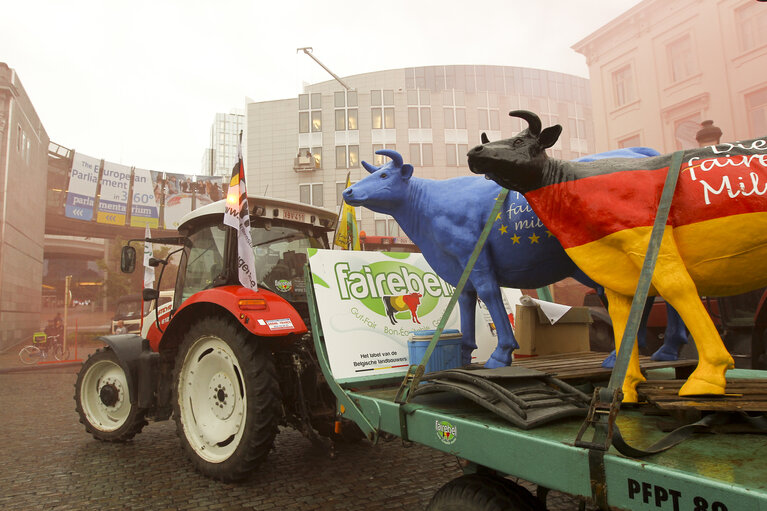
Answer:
[305, 157, 767, 510]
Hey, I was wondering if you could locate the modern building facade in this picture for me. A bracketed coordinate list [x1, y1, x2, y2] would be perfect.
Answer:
[0, 63, 49, 351]
[572, 0, 767, 153]
[202, 109, 245, 177]
[246, 65, 594, 240]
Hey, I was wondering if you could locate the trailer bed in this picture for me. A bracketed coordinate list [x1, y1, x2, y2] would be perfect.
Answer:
[342, 367, 767, 510]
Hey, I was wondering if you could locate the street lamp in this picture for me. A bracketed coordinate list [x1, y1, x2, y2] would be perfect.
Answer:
[695, 120, 722, 147]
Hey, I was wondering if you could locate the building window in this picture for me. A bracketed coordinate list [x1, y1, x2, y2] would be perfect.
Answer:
[298, 146, 322, 169]
[407, 90, 431, 129]
[674, 114, 703, 150]
[618, 135, 641, 149]
[446, 144, 469, 166]
[737, 2, 767, 53]
[299, 183, 323, 207]
[667, 35, 696, 83]
[409, 143, 433, 166]
[612, 64, 635, 108]
[371, 89, 395, 129]
[443, 90, 466, 130]
[372, 144, 395, 166]
[336, 145, 360, 169]
[746, 88, 767, 137]
[477, 93, 500, 131]
[299, 93, 322, 133]
[374, 215, 400, 237]
[335, 91, 358, 131]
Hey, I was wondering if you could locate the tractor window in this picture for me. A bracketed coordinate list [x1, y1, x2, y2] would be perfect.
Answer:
[251, 222, 327, 301]
[180, 223, 228, 302]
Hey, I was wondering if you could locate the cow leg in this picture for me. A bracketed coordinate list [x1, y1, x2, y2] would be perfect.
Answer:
[651, 303, 687, 361]
[476, 284, 518, 369]
[604, 289, 645, 402]
[651, 277, 733, 397]
[458, 290, 478, 365]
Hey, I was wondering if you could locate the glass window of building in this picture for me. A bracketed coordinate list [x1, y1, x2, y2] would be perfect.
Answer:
[444, 107, 455, 129]
[446, 145, 457, 166]
[335, 91, 346, 107]
[311, 111, 322, 132]
[612, 64, 635, 107]
[349, 145, 359, 167]
[372, 144, 394, 166]
[746, 88, 767, 136]
[383, 89, 394, 105]
[347, 90, 358, 107]
[299, 183, 323, 207]
[384, 107, 395, 128]
[371, 89, 382, 106]
[336, 146, 346, 168]
[618, 134, 641, 148]
[299, 112, 310, 133]
[372, 108, 383, 129]
[737, 1, 767, 52]
[312, 148, 322, 169]
[335, 109, 346, 131]
[668, 35, 697, 82]
[410, 143, 420, 166]
[299, 94, 310, 110]
[311, 93, 322, 109]
[347, 109, 358, 130]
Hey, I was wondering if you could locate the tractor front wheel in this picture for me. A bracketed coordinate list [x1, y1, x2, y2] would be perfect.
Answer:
[172, 317, 281, 482]
[74, 348, 147, 441]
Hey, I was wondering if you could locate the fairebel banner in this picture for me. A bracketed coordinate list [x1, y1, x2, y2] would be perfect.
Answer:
[130, 168, 159, 228]
[65, 153, 100, 221]
[97, 161, 132, 225]
[308, 249, 468, 381]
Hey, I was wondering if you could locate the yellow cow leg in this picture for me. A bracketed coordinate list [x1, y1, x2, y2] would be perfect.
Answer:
[649, 236, 734, 397]
[604, 289, 645, 403]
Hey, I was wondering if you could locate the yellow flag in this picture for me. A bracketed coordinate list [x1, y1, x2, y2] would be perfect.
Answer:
[334, 175, 360, 250]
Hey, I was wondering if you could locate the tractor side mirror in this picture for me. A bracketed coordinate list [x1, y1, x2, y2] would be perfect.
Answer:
[142, 288, 159, 302]
[120, 246, 137, 273]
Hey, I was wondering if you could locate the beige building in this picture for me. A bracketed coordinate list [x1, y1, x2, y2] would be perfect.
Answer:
[246, 65, 594, 240]
[0, 63, 49, 351]
[572, 0, 767, 152]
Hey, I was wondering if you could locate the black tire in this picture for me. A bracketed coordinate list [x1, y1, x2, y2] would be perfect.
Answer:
[426, 473, 542, 511]
[74, 348, 148, 442]
[172, 316, 281, 482]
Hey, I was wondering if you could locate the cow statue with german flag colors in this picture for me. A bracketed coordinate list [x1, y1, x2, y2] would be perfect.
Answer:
[468, 109, 767, 402]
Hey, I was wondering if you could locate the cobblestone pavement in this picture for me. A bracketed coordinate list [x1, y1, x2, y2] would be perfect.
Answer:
[0, 364, 594, 510]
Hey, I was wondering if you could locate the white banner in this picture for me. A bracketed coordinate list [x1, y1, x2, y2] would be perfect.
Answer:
[97, 161, 132, 225]
[65, 153, 100, 221]
[130, 168, 159, 228]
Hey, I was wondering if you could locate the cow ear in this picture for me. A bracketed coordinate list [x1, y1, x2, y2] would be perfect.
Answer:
[539, 125, 562, 149]
[401, 164, 414, 180]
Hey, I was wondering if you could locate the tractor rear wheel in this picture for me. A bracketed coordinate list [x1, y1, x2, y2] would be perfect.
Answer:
[74, 348, 147, 441]
[173, 317, 281, 482]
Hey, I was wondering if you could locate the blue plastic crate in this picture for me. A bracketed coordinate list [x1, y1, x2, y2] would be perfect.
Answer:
[407, 329, 463, 373]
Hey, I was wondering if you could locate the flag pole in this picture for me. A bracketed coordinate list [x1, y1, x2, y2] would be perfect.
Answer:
[332, 171, 351, 248]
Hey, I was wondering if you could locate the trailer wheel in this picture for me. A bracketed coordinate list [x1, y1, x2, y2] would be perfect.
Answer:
[426, 473, 543, 511]
[74, 348, 147, 442]
[173, 317, 281, 482]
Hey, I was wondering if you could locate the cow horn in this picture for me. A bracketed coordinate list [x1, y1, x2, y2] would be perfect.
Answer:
[509, 110, 541, 136]
[361, 160, 379, 174]
[481, 132, 490, 144]
[378, 149, 403, 168]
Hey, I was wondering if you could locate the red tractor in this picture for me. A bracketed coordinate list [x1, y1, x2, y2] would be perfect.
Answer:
[74, 196, 356, 481]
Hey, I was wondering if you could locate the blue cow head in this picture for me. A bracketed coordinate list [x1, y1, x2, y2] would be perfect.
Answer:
[468, 110, 562, 193]
[343, 149, 414, 214]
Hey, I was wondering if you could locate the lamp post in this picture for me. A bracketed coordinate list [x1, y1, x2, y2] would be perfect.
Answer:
[695, 120, 722, 148]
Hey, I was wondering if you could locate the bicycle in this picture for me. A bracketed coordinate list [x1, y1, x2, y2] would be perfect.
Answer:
[19, 332, 70, 365]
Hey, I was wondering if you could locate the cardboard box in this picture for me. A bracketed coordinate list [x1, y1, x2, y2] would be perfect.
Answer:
[514, 303, 592, 357]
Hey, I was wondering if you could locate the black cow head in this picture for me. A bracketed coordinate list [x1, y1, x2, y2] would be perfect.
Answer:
[467, 110, 562, 193]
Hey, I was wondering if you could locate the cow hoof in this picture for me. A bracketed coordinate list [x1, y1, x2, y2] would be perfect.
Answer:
[650, 345, 679, 362]
[601, 351, 616, 368]
[679, 377, 726, 397]
[483, 356, 509, 369]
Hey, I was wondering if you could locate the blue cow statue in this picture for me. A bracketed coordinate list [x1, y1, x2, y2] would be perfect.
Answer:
[343, 149, 686, 368]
